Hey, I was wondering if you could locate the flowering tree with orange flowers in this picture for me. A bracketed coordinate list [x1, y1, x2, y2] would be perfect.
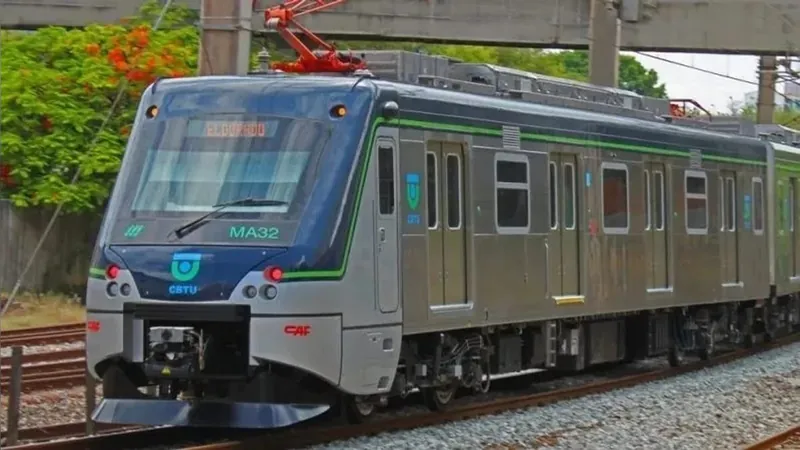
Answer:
[0, 1, 198, 212]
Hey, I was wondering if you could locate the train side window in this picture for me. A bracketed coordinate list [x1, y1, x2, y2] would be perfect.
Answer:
[601, 162, 629, 234]
[549, 161, 558, 229]
[564, 163, 576, 230]
[753, 177, 764, 234]
[654, 171, 665, 230]
[725, 177, 736, 231]
[644, 169, 651, 230]
[446, 154, 462, 229]
[495, 154, 530, 233]
[685, 170, 708, 234]
[426, 152, 438, 229]
[378, 145, 395, 215]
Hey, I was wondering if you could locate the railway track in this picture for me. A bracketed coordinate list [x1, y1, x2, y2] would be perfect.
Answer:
[0, 422, 133, 443]
[3, 323, 85, 347]
[1, 348, 87, 393]
[744, 424, 800, 450]
[5, 331, 799, 450]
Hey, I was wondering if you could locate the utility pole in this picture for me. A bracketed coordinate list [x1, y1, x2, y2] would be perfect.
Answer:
[198, 0, 253, 76]
[756, 56, 777, 124]
[588, 0, 621, 87]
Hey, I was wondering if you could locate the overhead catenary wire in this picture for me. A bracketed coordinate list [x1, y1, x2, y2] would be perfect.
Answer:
[0, 0, 176, 319]
[632, 51, 799, 106]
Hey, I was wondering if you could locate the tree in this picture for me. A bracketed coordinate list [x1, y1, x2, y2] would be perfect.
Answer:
[0, 1, 197, 212]
[559, 51, 667, 98]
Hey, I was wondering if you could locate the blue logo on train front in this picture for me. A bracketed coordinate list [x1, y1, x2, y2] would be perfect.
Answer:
[168, 253, 201, 296]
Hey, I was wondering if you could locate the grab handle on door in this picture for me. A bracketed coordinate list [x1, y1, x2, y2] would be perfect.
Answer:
[379, 228, 386, 242]
[544, 239, 550, 300]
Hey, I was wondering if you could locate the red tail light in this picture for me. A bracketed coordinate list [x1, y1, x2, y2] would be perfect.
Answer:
[264, 266, 283, 282]
[106, 264, 120, 279]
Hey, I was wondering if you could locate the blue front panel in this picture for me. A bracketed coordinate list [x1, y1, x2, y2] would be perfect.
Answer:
[108, 245, 286, 301]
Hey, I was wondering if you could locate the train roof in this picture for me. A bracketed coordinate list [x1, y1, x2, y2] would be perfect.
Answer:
[149, 73, 768, 162]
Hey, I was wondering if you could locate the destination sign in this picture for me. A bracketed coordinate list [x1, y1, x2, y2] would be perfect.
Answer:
[203, 121, 266, 138]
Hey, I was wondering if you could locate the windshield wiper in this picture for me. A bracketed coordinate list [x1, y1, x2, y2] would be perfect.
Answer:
[170, 197, 288, 239]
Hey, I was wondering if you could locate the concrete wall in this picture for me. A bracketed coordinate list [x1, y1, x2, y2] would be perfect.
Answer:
[0, 200, 101, 295]
[2, 0, 800, 54]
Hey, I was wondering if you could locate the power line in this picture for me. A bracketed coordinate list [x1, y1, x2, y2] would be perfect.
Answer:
[632, 50, 800, 116]
[632, 51, 781, 87]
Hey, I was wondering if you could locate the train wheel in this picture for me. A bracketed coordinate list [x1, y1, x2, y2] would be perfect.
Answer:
[698, 323, 716, 361]
[344, 395, 375, 424]
[667, 346, 684, 368]
[422, 384, 457, 411]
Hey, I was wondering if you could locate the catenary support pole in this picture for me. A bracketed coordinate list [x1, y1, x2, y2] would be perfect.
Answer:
[757, 56, 777, 124]
[199, 0, 253, 75]
[85, 369, 96, 435]
[588, 0, 621, 88]
[6, 346, 23, 446]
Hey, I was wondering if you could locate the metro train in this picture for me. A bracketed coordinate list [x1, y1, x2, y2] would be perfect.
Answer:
[85, 51, 800, 428]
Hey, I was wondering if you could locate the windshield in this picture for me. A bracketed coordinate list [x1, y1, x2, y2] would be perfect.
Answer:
[108, 113, 332, 245]
[128, 114, 328, 218]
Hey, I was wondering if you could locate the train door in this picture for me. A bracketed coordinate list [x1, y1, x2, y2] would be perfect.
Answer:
[645, 163, 669, 289]
[719, 171, 739, 285]
[791, 178, 799, 277]
[548, 154, 580, 297]
[426, 142, 468, 306]
[375, 138, 399, 313]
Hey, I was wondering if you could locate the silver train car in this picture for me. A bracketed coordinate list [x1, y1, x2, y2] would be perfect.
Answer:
[85, 51, 800, 428]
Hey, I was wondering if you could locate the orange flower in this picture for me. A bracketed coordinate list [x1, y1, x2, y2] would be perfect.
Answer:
[85, 43, 100, 56]
[108, 48, 126, 64]
[114, 61, 129, 72]
[120, 125, 131, 136]
[169, 69, 187, 78]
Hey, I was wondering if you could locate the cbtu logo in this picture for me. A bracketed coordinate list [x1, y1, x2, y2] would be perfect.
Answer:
[168, 253, 201, 296]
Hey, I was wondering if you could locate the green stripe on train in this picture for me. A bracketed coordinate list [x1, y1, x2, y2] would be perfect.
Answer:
[283, 117, 772, 280]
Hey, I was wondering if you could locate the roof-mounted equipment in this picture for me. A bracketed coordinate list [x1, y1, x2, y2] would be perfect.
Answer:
[263, 0, 367, 74]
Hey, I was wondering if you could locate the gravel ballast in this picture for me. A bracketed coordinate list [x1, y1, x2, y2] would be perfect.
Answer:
[312, 342, 800, 450]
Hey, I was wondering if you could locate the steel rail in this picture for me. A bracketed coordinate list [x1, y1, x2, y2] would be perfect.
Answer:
[743, 424, 800, 450]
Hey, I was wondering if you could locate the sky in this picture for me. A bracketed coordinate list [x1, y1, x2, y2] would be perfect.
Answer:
[622, 52, 761, 113]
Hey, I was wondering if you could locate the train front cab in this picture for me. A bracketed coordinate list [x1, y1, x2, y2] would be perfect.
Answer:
[86, 128, 405, 427]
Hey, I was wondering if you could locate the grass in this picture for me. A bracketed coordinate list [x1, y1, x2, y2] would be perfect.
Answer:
[0, 292, 85, 331]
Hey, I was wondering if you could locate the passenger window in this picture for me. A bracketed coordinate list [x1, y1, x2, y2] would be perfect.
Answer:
[753, 177, 764, 234]
[654, 171, 665, 231]
[426, 152, 438, 229]
[725, 177, 736, 231]
[549, 162, 558, 229]
[495, 156, 530, 231]
[601, 163, 629, 233]
[378, 145, 395, 215]
[685, 171, 708, 233]
[644, 169, 651, 230]
[564, 163, 576, 230]
[446, 155, 462, 229]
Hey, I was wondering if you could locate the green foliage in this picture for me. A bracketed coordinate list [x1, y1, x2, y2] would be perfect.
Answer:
[0, 0, 198, 212]
[337, 41, 667, 98]
[737, 104, 800, 128]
